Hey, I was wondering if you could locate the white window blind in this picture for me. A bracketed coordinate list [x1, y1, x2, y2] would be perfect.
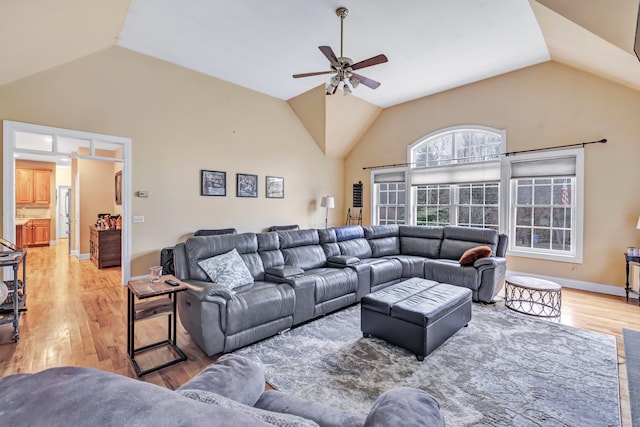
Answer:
[373, 171, 405, 183]
[510, 156, 576, 178]
[410, 160, 501, 186]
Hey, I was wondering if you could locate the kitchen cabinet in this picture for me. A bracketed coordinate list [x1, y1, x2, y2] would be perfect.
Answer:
[17, 219, 50, 247]
[31, 219, 50, 246]
[16, 168, 50, 205]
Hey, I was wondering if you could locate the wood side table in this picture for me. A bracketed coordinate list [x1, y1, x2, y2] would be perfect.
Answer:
[127, 274, 188, 376]
[625, 253, 640, 305]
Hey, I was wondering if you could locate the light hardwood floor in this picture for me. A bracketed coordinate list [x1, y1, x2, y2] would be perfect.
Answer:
[0, 242, 638, 424]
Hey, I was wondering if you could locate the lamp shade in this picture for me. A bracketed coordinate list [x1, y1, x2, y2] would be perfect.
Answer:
[320, 196, 335, 209]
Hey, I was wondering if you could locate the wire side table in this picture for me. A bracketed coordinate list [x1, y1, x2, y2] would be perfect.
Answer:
[504, 275, 561, 318]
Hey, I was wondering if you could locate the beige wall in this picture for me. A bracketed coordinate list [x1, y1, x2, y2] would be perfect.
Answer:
[0, 46, 343, 276]
[346, 61, 640, 289]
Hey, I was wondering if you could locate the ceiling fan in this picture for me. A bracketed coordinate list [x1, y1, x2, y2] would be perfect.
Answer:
[293, 7, 388, 95]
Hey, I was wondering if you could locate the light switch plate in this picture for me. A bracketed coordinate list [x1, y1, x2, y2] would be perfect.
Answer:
[132, 216, 144, 223]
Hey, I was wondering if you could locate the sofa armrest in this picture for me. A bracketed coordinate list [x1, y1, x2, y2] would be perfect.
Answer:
[265, 265, 305, 279]
[473, 256, 505, 269]
[327, 255, 360, 267]
[364, 387, 445, 427]
[184, 280, 235, 302]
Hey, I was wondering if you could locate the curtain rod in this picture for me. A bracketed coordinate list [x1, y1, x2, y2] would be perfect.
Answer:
[362, 138, 607, 171]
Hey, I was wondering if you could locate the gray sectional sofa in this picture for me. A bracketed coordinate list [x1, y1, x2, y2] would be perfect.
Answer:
[173, 224, 507, 357]
[0, 354, 445, 426]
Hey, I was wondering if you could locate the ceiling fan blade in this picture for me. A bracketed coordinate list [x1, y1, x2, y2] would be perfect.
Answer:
[349, 72, 381, 89]
[319, 46, 342, 69]
[350, 54, 388, 71]
[293, 71, 334, 78]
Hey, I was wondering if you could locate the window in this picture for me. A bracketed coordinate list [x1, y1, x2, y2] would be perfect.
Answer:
[408, 126, 504, 230]
[371, 169, 406, 225]
[415, 185, 450, 226]
[506, 150, 583, 263]
[370, 126, 584, 264]
[457, 183, 500, 230]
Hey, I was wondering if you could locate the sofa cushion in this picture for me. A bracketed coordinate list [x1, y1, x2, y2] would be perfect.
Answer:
[423, 259, 480, 290]
[399, 226, 444, 258]
[178, 354, 267, 406]
[305, 268, 359, 303]
[364, 225, 400, 258]
[439, 225, 498, 260]
[226, 281, 296, 335]
[279, 230, 328, 270]
[180, 389, 319, 427]
[184, 233, 259, 282]
[198, 248, 254, 291]
[359, 258, 403, 287]
[369, 236, 400, 257]
[459, 245, 492, 265]
[338, 238, 372, 259]
[256, 390, 365, 427]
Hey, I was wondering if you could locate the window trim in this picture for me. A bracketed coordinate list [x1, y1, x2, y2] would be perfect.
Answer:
[502, 148, 584, 263]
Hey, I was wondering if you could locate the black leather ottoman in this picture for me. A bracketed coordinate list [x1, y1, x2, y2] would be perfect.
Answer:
[361, 277, 472, 361]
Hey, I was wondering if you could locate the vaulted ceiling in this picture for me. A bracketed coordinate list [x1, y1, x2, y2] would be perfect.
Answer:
[1, 1, 639, 155]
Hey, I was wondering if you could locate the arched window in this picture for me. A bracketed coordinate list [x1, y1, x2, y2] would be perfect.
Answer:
[407, 126, 505, 230]
[409, 127, 502, 167]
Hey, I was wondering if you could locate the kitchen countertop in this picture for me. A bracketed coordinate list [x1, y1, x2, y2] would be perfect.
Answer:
[16, 218, 50, 226]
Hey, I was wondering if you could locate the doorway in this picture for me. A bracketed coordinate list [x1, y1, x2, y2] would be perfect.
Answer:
[3, 120, 132, 284]
[57, 185, 72, 247]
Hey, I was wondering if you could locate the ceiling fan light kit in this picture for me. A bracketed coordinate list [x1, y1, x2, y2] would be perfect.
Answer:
[293, 7, 388, 96]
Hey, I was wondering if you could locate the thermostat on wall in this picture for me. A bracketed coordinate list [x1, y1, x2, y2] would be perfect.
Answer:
[136, 191, 149, 198]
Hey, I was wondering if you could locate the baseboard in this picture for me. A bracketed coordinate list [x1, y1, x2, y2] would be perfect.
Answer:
[49, 240, 56, 246]
[78, 253, 90, 260]
[506, 270, 627, 297]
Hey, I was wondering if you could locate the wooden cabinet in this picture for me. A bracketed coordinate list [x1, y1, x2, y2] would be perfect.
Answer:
[17, 219, 50, 247]
[31, 220, 50, 246]
[90, 226, 121, 268]
[16, 168, 50, 205]
[15, 169, 33, 204]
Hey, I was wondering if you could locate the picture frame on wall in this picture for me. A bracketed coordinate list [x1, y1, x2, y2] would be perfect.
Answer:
[266, 176, 284, 199]
[115, 170, 122, 205]
[236, 173, 258, 198]
[201, 170, 226, 196]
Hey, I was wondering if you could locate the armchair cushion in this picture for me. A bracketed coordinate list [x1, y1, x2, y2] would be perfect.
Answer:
[198, 248, 254, 291]
[458, 245, 492, 266]
[178, 354, 266, 406]
[180, 389, 318, 427]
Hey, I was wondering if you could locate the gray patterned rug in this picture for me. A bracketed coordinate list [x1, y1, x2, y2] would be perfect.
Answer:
[234, 303, 620, 426]
[623, 328, 640, 427]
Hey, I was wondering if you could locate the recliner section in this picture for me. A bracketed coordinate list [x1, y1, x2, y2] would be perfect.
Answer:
[174, 224, 507, 357]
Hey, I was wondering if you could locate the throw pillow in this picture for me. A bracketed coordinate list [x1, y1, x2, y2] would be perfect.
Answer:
[198, 248, 254, 291]
[458, 245, 492, 266]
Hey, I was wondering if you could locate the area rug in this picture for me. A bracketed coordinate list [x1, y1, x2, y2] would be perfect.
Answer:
[234, 304, 620, 426]
[623, 328, 640, 427]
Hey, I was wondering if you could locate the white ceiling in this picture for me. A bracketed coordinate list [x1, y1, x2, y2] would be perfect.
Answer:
[116, 0, 552, 108]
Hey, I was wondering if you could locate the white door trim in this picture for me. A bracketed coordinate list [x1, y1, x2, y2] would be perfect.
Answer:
[3, 120, 132, 284]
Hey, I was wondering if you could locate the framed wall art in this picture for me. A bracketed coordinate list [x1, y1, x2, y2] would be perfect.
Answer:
[266, 176, 284, 199]
[201, 170, 226, 196]
[236, 173, 258, 198]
